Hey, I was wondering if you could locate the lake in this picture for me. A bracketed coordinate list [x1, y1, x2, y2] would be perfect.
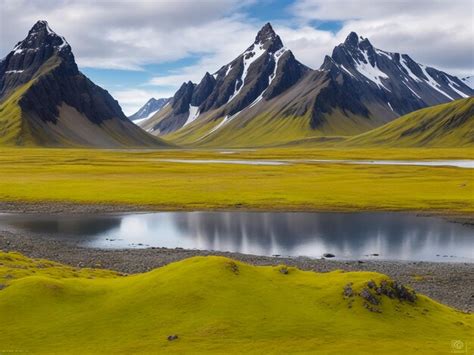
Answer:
[1, 211, 472, 262]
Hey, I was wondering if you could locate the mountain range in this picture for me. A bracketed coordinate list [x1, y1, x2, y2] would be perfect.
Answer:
[0, 21, 167, 147]
[139, 23, 472, 147]
[128, 97, 171, 123]
[0, 21, 472, 148]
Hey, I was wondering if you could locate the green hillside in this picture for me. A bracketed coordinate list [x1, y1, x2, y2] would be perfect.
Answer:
[0, 251, 471, 353]
[344, 97, 474, 147]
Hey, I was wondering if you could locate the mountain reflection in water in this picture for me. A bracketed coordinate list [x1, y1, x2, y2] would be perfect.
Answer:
[0, 212, 472, 262]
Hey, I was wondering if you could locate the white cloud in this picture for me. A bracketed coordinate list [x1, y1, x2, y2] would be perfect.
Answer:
[0, 0, 258, 70]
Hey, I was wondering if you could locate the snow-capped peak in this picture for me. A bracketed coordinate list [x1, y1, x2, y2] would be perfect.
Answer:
[12, 20, 70, 56]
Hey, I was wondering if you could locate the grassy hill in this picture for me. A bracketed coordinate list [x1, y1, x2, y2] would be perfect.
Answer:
[344, 98, 474, 147]
[0, 251, 471, 353]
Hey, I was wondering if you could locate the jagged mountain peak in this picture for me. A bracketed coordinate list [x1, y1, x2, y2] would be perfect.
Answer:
[343, 32, 372, 47]
[343, 31, 360, 46]
[1, 20, 77, 98]
[15, 20, 71, 55]
[255, 22, 277, 42]
[252, 22, 283, 52]
[0, 20, 164, 147]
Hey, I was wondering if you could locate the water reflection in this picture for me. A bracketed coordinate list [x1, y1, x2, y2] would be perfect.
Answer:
[0, 212, 472, 262]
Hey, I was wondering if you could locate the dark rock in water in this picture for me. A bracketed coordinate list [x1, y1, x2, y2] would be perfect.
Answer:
[359, 288, 380, 305]
[371, 253, 379, 257]
[357, 260, 364, 264]
[323, 253, 335, 258]
[167, 335, 178, 341]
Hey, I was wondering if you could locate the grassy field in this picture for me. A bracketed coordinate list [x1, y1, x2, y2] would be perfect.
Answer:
[0, 147, 472, 214]
[0, 251, 471, 353]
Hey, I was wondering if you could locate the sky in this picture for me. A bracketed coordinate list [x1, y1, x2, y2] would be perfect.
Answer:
[1, 0, 473, 115]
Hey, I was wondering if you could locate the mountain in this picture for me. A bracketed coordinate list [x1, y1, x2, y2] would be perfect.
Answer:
[128, 97, 170, 122]
[344, 97, 474, 147]
[462, 76, 474, 89]
[0, 21, 167, 147]
[318, 32, 472, 121]
[141, 25, 473, 148]
[140, 23, 310, 135]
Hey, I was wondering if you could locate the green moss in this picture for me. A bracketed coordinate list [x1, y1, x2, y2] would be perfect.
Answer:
[0, 251, 471, 353]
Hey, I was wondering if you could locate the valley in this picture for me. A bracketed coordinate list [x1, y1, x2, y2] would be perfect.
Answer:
[0, 14, 472, 354]
[0, 147, 472, 215]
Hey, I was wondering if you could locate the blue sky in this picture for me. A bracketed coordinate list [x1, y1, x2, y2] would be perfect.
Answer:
[2, 0, 472, 114]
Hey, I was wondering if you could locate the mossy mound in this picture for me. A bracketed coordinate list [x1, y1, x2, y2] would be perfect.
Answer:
[0, 251, 471, 353]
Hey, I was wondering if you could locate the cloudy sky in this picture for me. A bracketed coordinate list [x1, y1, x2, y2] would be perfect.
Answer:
[1, 0, 473, 115]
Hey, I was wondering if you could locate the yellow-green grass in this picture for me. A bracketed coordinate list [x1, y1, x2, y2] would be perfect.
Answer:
[0, 251, 471, 353]
[0, 81, 35, 146]
[166, 109, 382, 148]
[0, 147, 472, 214]
[167, 112, 317, 148]
[344, 98, 474, 148]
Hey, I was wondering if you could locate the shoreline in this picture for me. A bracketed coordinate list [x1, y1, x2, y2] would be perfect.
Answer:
[1, 229, 472, 313]
[0, 201, 472, 225]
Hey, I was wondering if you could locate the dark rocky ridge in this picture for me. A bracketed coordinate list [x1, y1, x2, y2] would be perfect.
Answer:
[0, 20, 75, 99]
[0, 20, 165, 147]
[146, 22, 309, 134]
[315, 32, 474, 126]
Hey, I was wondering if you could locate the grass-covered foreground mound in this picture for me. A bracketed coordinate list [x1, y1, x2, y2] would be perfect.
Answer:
[0, 252, 471, 353]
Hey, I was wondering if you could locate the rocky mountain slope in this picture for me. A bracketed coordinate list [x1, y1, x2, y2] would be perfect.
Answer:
[0, 21, 167, 147]
[128, 97, 170, 123]
[462, 76, 474, 89]
[141, 24, 473, 148]
[141, 23, 310, 135]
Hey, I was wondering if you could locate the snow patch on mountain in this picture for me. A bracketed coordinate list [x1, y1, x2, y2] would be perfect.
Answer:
[227, 42, 266, 103]
[225, 65, 233, 77]
[248, 47, 287, 109]
[354, 50, 390, 91]
[446, 77, 469, 98]
[419, 65, 453, 100]
[399, 57, 422, 82]
[375, 49, 392, 59]
[184, 105, 200, 126]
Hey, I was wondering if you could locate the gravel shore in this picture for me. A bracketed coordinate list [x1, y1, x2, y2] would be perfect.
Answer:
[1, 229, 472, 313]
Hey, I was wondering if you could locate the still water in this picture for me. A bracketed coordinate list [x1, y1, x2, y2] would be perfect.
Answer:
[1, 212, 472, 262]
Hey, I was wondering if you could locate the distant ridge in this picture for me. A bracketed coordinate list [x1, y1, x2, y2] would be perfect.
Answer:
[128, 97, 171, 122]
[345, 97, 474, 147]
